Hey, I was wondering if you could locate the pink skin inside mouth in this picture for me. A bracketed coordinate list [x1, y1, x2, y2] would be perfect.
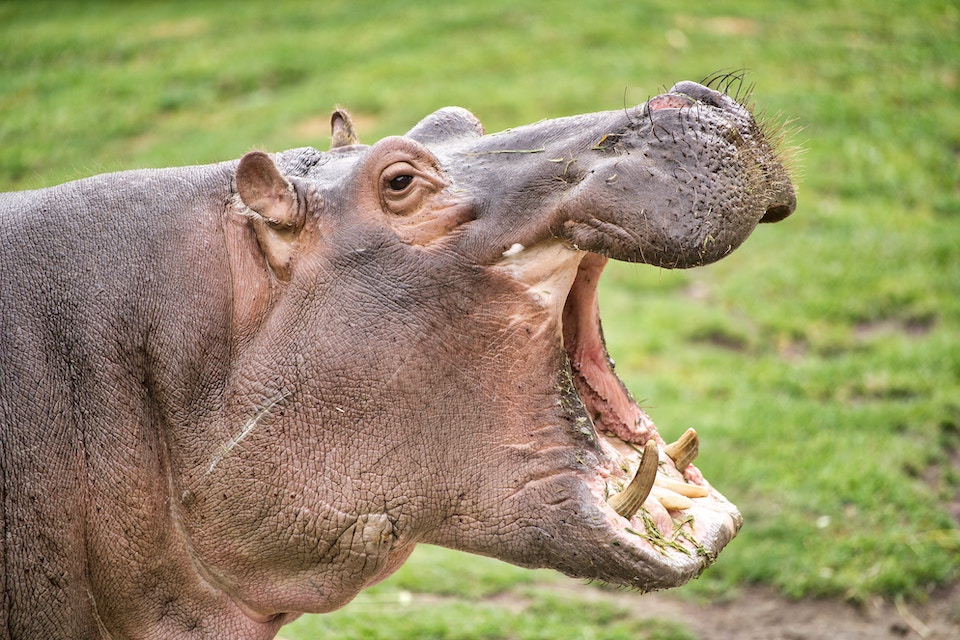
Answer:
[563, 253, 663, 446]
[561, 253, 656, 446]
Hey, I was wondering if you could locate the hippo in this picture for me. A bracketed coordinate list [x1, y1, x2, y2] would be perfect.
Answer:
[0, 78, 795, 638]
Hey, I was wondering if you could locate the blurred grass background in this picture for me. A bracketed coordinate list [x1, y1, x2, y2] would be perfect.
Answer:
[2, 1, 958, 638]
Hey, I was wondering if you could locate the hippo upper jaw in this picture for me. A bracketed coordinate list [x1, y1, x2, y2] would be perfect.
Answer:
[436, 81, 796, 271]
[490, 240, 742, 589]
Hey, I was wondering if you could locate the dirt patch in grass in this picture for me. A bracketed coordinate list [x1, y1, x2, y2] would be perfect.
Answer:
[854, 316, 937, 342]
[286, 579, 960, 640]
[554, 582, 960, 640]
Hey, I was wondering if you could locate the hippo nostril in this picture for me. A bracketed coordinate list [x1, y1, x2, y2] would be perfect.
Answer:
[760, 203, 793, 223]
[668, 81, 726, 108]
[647, 94, 696, 112]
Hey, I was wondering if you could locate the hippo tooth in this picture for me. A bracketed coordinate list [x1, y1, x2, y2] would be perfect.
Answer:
[655, 477, 709, 499]
[609, 442, 658, 520]
[502, 242, 526, 257]
[664, 428, 699, 470]
[652, 488, 694, 511]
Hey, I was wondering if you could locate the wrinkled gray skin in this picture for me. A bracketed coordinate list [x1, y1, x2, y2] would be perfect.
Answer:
[0, 81, 795, 638]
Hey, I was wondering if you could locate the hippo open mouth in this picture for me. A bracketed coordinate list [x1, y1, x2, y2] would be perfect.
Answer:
[565, 251, 741, 579]
[495, 240, 742, 589]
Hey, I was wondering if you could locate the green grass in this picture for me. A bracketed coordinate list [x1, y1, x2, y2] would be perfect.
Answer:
[2, 0, 958, 637]
[285, 547, 695, 640]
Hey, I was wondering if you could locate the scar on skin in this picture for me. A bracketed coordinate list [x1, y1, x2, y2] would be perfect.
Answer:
[206, 392, 289, 474]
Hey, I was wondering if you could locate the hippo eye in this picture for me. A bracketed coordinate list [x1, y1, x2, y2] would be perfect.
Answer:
[387, 174, 414, 192]
[380, 159, 441, 216]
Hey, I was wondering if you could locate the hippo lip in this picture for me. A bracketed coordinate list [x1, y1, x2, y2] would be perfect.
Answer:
[498, 240, 742, 589]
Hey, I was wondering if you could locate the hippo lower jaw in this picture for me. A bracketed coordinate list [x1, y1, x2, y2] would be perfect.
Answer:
[498, 240, 742, 589]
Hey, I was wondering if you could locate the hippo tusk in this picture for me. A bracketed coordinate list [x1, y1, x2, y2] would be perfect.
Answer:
[664, 428, 699, 470]
[609, 442, 659, 520]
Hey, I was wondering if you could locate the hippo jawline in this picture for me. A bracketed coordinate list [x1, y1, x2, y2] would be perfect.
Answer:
[499, 241, 742, 589]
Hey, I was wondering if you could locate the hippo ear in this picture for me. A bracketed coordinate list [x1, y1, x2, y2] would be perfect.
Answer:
[236, 151, 307, 280]
[330, 107, 359, 149]
[404, 106, 485, 144]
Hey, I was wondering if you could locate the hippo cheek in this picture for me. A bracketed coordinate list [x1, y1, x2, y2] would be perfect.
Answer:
[486, 241, 742, 590]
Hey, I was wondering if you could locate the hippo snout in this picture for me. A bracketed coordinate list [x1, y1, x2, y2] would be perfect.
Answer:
[665, 80, 798, 225]
[537, 78, 800, 268]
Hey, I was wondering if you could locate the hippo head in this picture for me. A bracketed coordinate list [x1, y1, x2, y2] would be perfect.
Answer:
[196, 80, 795, 617]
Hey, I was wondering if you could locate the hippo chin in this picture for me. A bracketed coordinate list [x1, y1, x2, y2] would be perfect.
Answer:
[0, 80, 795, 638]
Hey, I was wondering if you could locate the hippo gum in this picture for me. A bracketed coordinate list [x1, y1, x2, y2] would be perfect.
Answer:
[0, 78, 796, 638]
